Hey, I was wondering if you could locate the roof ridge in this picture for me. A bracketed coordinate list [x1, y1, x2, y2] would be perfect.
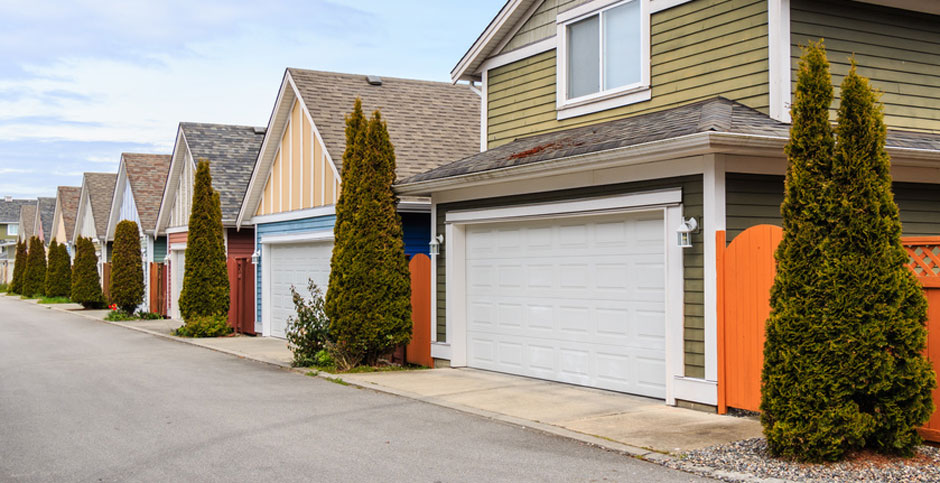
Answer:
[287, 67, 467, 88]
[180, 121, 267, 130]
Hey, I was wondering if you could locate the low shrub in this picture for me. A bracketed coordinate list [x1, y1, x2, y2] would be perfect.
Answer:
[285, 280, 331, 367]
[105, 306, 138, 321]
[38, 296, 71, 304]
[136, 311, 163, 320]
[175, 314, 232, 338]
[0, 282, 8, 293]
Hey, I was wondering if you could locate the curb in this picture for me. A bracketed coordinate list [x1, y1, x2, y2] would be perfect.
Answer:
[8, 294, 775, 483]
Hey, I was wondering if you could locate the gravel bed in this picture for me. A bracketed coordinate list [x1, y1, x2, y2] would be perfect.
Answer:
[663, 438, 940, 482]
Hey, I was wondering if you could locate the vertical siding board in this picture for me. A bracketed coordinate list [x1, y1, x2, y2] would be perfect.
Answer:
[302, 116, 312, 209]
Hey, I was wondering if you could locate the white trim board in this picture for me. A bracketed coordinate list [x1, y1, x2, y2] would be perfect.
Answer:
[259, 230, 334, 245]
[768, 0, 791, 122]
[250, 205, 336, 225]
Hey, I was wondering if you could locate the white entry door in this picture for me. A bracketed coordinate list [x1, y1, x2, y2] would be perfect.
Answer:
[267, 241, 333, 338]
[464, 211, 667, 398]
[170, 250, 185, 320]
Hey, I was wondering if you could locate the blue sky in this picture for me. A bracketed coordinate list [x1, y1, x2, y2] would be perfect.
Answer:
[0, 0, 504, 197]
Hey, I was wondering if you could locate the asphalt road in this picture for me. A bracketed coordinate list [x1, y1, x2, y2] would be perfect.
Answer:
[0, 296, 713, 482]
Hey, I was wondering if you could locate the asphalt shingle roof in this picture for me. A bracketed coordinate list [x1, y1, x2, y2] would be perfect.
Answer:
[18, 204, 37, 240]
[56, 186, 81, 241]
[122, 153, 171, 231]
[37, 197, 55, 242]
[0, 198, 35, 223]
[288, 68, 481, 180]
[403, 97, 940, 183]
[84, 172, 117, 239]
[180, 123, 265, 223]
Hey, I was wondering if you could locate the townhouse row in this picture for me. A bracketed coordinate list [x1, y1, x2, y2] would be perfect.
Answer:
[4, 0, 938, 413]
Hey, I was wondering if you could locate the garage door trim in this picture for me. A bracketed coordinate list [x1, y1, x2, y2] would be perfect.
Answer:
[443, 190, 686, 405]
[260, 229, 333, 338]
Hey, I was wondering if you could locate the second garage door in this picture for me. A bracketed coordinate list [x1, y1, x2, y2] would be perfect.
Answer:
[465, 211, 667, 398]
[268, 241, 332, 338]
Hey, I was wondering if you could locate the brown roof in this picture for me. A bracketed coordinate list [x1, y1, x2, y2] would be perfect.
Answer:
[288, 68, 481, 180]
[56, 186, 81, 241]
[84, 172, 117, 239]
[122, 153, 171, 231]
[18, 203, 37, 240]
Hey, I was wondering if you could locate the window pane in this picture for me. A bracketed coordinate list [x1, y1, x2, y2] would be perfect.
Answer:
[604, 0, 641, 90]
[567, 15, 600, 98]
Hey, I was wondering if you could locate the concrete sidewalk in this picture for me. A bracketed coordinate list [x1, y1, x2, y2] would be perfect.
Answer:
[28, 295, 761, 458]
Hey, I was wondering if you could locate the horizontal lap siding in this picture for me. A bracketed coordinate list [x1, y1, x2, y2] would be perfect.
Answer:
[499, 0, 582, 54]
[791, 0, 940, 133]
[726, 173, 940, 241]
[436, 175, 707, 378]
[152, 236, 167, 262]
[226, 228, 255, 258]
[401, 212, 431, 258]
[487, 0, 769, 147]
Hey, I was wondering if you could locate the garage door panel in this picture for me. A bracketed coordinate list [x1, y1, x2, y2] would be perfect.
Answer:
[268, 241, 332, 338]
[465, 211, 667, 398]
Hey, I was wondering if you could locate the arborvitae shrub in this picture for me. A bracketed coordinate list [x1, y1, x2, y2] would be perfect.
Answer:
[10, 240, 27, 294]
[23, 236, 46, 297]
[56, 243, 72, 297]
[71, 236, 105, 308]
[44, 240, 64, 297]
[761, 42, 936, 462]
[326, 98, 412, 366]
[178, 160, 229, 322]
[110, 220, 144, 313]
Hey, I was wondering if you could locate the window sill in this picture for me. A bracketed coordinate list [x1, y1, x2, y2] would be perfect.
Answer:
[556, 86, 651, 120]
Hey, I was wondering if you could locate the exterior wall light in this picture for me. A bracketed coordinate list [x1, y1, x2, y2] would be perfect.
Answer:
[251, 250, 261, 265]
[429, 234, 444, 256]
[677, 217, 698, 248]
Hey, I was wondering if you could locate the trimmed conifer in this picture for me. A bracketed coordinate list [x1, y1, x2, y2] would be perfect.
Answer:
[44, 240, 62, 297]
[110, 220, 144, 313]
[23, 236, 46, 297]
[178, 159, 229, 321]
[10, 240, 27, 294]
[326, 98, 412, 366]
[71, 236, 104, 308]
[52, 242, 72, 298]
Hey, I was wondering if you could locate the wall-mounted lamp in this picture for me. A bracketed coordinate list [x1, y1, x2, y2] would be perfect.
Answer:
[251, 250, 261, 265]
[429, 234, 444, 256]
[677, 217, 699, 249]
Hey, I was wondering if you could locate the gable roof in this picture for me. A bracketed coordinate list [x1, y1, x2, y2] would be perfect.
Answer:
[83, 172, 117, 239]
[18, 203, 37, 240]
[399, 97, 940, 188]
[0, 198, 35, 223]
[122, 153, 172, 231]
[55, 186, 82, 241]
[182, 123, 265, 223]
[36, 197, 55, 242]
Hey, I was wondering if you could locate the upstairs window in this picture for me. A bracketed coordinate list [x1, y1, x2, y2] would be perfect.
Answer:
[7, 223, 17, 236]
[558, 0, 650, 118]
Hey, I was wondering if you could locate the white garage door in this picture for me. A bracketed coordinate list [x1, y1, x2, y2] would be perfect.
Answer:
[465, 211, 667, 398]
[268, 241, 333, 338]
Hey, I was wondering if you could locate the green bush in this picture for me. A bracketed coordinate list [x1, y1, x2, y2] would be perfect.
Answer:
[136, 311, 163, 320]
[325, 98, 412, 367]
[23, 236, 46, 297]
[761, 42, 935, 462]
[110, 220, 144, 313]
[71, 237, 105, 309]
[38, 296, 71, 304]
[285, 279, 331, 367]
[105, 308, 138, 321]
[174, 314, 233, 338]
[0, 282, 7, 293]
[10, 240, 27, 294]
[178, 159, 230, 321]
[44, 241, 71, 298]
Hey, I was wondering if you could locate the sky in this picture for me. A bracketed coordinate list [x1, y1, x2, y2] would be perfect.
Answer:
[0, 0, 504, 198]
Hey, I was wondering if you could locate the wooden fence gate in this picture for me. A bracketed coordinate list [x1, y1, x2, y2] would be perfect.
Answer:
[227, 257, 255, 334]
[406, 254, 433, 368]
[717, 226, 940, 442]
[149, 262, 167, 316]
[101, 262, 111, 303]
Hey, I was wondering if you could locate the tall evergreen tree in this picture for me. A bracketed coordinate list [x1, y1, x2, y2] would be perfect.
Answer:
[326, 98, 412, 365]
[828, 62, 934, 455]
[110, 220, 144, 313]
[10, 240, 27, 294]
[44, 240, 62, 297]
[71, 236, 104, 308]
[23, 236, 46, 297]
[178, 159, 229, 321]
[50, 242, 72, 298]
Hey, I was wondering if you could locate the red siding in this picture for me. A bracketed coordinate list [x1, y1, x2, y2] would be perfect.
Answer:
[226, 228, 254, 258]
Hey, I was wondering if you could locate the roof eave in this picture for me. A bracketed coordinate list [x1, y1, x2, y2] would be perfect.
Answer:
[450, 0, 534, 83]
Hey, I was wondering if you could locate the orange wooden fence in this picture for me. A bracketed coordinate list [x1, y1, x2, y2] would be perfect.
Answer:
[226, 257, 255, 334]
[149, 262, 167, 316]
[718, 226, 940, 442]
[406, 254, 433, 368]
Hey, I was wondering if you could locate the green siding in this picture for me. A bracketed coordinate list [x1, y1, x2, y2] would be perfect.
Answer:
[791, 0, 940, 133]
[499, 0, 581, 54]
[487, 0, 769, 147]
[726, 173, 940, 241]
[153, 236, 167, 262]
[436, 175, 707, 378]
[0, 223, 11, 240]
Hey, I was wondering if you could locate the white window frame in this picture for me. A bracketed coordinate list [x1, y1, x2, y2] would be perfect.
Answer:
[7, 223, 17, 236]
[556, 0, 651, 120]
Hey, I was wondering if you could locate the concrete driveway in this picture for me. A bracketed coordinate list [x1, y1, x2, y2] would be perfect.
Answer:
[0, 295, 713, 482]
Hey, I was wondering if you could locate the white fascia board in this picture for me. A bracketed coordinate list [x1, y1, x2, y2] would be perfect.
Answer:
[479, 36, 557, 73]
[71, 180, 90, 246]
[249, 205, 336, 225]
[259, 230, 333, 245]
[451, 0, 532, 83]
[164, 226, 189, 234]
[445, 188, 680, 224]
[105, 160, 128, 241]
[397, 201, 431, 213]
[237, 70, 294, 229]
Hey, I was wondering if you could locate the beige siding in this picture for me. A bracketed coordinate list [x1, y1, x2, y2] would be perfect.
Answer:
[169, 161, 194, 228]
[256, 100, 339, 216]
[499, 0, 583, 53]
[487, 0, 769, 147]
[791, 0, 940, 133]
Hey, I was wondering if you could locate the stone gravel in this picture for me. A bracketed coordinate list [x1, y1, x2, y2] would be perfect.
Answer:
[663, 438, 940, 482]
